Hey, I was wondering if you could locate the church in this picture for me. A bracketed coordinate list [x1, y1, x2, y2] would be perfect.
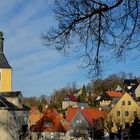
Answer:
[0, 31, 30, 140]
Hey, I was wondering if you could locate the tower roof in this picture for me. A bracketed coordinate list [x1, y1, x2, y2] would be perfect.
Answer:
[0, 53, 11, 68]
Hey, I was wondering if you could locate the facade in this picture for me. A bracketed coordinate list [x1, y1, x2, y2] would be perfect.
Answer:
[66, 107, 106, 140]
[65, 111, 90, 140]
[30, 108, 66, 140]
[114, 85, 123, 92]
[0, 95, 19, 140]
[0, 32, 30, 140]
[104, 92, 140, 133]
[96, 91, 123, 110]
[123, 79, 139, 95]
[0, 32, 12, 92]
[135, 84, 140, 100]
[62, 95, 77, 110]
[96, 91, 111, 108]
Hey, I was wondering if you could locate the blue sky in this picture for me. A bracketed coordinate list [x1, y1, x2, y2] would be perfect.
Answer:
[0, 1, 140, 97]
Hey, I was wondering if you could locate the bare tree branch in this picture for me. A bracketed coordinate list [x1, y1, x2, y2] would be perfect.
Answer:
[42, 0, 140, 78]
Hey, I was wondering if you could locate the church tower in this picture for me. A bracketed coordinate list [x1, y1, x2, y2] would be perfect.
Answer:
[0, 32, 12, 92]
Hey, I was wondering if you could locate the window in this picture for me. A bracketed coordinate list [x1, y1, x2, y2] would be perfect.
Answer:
[44, 121, 52, 127]
[117, 111, 120, 116]
[128, 101, 131, 105]
[125, 111, 129, 116]
[122, 101, 125, 105]
[76, 119, 82, 124]
[133, 111, 137, 116]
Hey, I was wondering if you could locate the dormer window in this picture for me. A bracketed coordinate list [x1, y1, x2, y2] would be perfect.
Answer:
[76, 119, 82, 124]
[64, 97, 69, 101]
[44, 121, 52, 127]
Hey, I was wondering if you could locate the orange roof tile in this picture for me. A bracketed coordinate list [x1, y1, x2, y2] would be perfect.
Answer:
[30, 108, 66, 133]
[106, 91, 123, 97]
[30, 107, 43, 126]
[66, 107, 107, 126]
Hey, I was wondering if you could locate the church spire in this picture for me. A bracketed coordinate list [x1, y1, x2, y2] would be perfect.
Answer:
[0, 31, 4, 53]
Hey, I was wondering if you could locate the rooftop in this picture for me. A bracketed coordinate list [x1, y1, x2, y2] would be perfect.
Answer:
[106, 91, 123, 98]
[66, 107, 107, 125]
[0, 53, 11, 68]
[30, 108, 66, 132]
[0, 94, 19, 110]
[0, 91, 22, 97]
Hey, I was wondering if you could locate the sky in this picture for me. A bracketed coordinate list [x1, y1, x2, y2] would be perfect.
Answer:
[0, 0, 140, 97]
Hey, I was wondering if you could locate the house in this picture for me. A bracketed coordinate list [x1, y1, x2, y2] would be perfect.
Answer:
[0, 31, 30, 139]
[0, 31, 12, 92]
[106, 91, 123, 98]
[30, 108, 66, 140]
[134, 84, 140, 100]
[104, 92, 140, 134]
[62, 94, 89, 110]
[74, 89, 82, 97]
[65, 107, 106, 139]
[95, 91, 111, 108]
[123, 79, 139, 95]
[0, 94, 19, 140]
[96, 91, 123, 110]
[114, 85, 123, 92]
[62, 95, 77, 110]
[72, 102, 89, 108]
[30, 107, 43, 126]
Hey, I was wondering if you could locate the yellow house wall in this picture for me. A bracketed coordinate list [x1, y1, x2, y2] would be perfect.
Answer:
[104, 93, 140, 133]
[0, 68, 12, 92]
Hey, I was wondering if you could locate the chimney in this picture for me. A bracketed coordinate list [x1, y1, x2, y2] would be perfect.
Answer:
[0, 31, 4, 53]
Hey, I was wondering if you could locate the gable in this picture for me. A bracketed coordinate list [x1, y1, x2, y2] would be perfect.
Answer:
[113, 92, 140, 108]
[106, 92, 140, 121]
[31, 108, 66, 132]
[69, 111, 89, 128]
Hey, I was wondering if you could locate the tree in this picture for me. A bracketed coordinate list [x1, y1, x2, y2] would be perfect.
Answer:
[93, 118, 104, 139]
[129, 116, 140, 139]
[23, 97, 38, 107]
[38, 95, 48, 113]
[42, 0, 140, 78]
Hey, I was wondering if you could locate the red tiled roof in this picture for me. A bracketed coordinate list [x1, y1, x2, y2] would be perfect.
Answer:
[30, 108, 66, 132]
[106, 91, 123, 97]
[66, 107, 107, 126]
[66, 95, 77, 102]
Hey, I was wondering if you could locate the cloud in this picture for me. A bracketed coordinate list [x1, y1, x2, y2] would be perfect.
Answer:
[0, 1, 89, 97]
